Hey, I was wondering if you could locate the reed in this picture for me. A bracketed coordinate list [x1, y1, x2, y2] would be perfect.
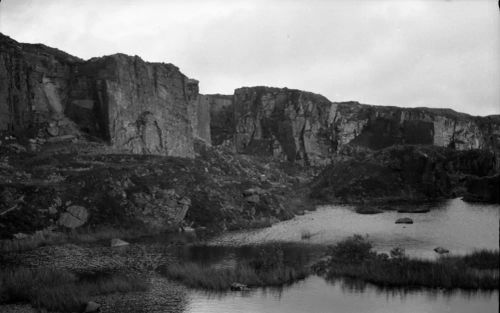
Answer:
[316, 235, 499, 290]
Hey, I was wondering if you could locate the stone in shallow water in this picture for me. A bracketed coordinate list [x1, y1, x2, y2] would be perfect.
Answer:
[230, 282, 249, 291]
[434, 247, 449, 254]
[395, 217, 413, 224]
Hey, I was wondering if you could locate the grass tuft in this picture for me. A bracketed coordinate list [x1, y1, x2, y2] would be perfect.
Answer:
[161, 243, 311, 290]
[315, 235, 499, 290]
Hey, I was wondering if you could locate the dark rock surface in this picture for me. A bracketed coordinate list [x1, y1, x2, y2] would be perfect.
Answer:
[462, 174, 500, 204]
[207, 94, 234, 146]
[310, 145, 499, 204]
[0, 139, 305, 239]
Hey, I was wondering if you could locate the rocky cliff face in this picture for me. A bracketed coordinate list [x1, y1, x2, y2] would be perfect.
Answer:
[188, 83, 211, 145]
[233, 87, 333, 165]
[207, 94, 234, 146]
[0, 33, 206, 158]
[0, 33, 82, 137]
[70, 54, 196, 157]
[225, 86, 499, 166]
[2, 33, 499, 166]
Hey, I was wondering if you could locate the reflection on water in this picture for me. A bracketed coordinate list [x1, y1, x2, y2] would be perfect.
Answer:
[187, 276, 499, 313]
[211, 199, 500, 258]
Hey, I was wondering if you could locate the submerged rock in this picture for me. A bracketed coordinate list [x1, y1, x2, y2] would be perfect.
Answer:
[395, 217, 413, 224]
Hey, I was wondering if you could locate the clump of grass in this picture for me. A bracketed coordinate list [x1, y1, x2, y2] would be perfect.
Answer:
[315, 235, 499, 290]
[162, 243, 311, 290]
[0, 231, 67, 253]
[462, 250, 500, 270]
[163, 262, 306, 291]
[0, 267, 148, 312]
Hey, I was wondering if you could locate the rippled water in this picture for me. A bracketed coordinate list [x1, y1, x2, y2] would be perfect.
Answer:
[212, 199, 500, 259]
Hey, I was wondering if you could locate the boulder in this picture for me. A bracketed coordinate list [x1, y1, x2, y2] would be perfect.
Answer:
[110, 238, 129, 247]
[84, 301, 101, 312]
[46, 125, 59, 137]
[57, 205, 88, 229]
[245, 194, 260, 204]
[434, 247, 449, 254]
[395, 217, 413, 224]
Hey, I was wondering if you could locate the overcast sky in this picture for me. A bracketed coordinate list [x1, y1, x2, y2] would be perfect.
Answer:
[0, 0, 498, 116]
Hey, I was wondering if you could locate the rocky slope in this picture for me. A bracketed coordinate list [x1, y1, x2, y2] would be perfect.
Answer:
[310, 145, 499, 204]
[0, 137, 312, 240]
[0, 33, 211, 157]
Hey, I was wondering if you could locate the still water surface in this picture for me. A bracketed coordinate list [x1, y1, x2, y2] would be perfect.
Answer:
[184, 199, 499, 313]
[211, 198, 499, 259]
[100, 199, 499, 313]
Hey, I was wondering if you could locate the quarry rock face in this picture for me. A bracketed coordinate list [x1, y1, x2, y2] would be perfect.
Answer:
[186, 81, 211, 145]
[233, 87, 333, 165]
[0, 33, 82, 136]
[207, 94, 235, 146]
[228, 86, 500, 165]
[1, 33, 499, 165]
[73, 54, 195, 157]
[0, 33, 205, 158]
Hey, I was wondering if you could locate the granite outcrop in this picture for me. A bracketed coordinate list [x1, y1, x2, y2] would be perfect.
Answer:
[212, 87, 500, 166]
[0, 33, 208, 158]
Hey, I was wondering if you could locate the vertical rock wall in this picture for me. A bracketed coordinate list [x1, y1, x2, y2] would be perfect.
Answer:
[229, 87, 500, 165]
[0, 33, 209, 158]
[232, 87, 333, 165]
[72, 54, 196, 157]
